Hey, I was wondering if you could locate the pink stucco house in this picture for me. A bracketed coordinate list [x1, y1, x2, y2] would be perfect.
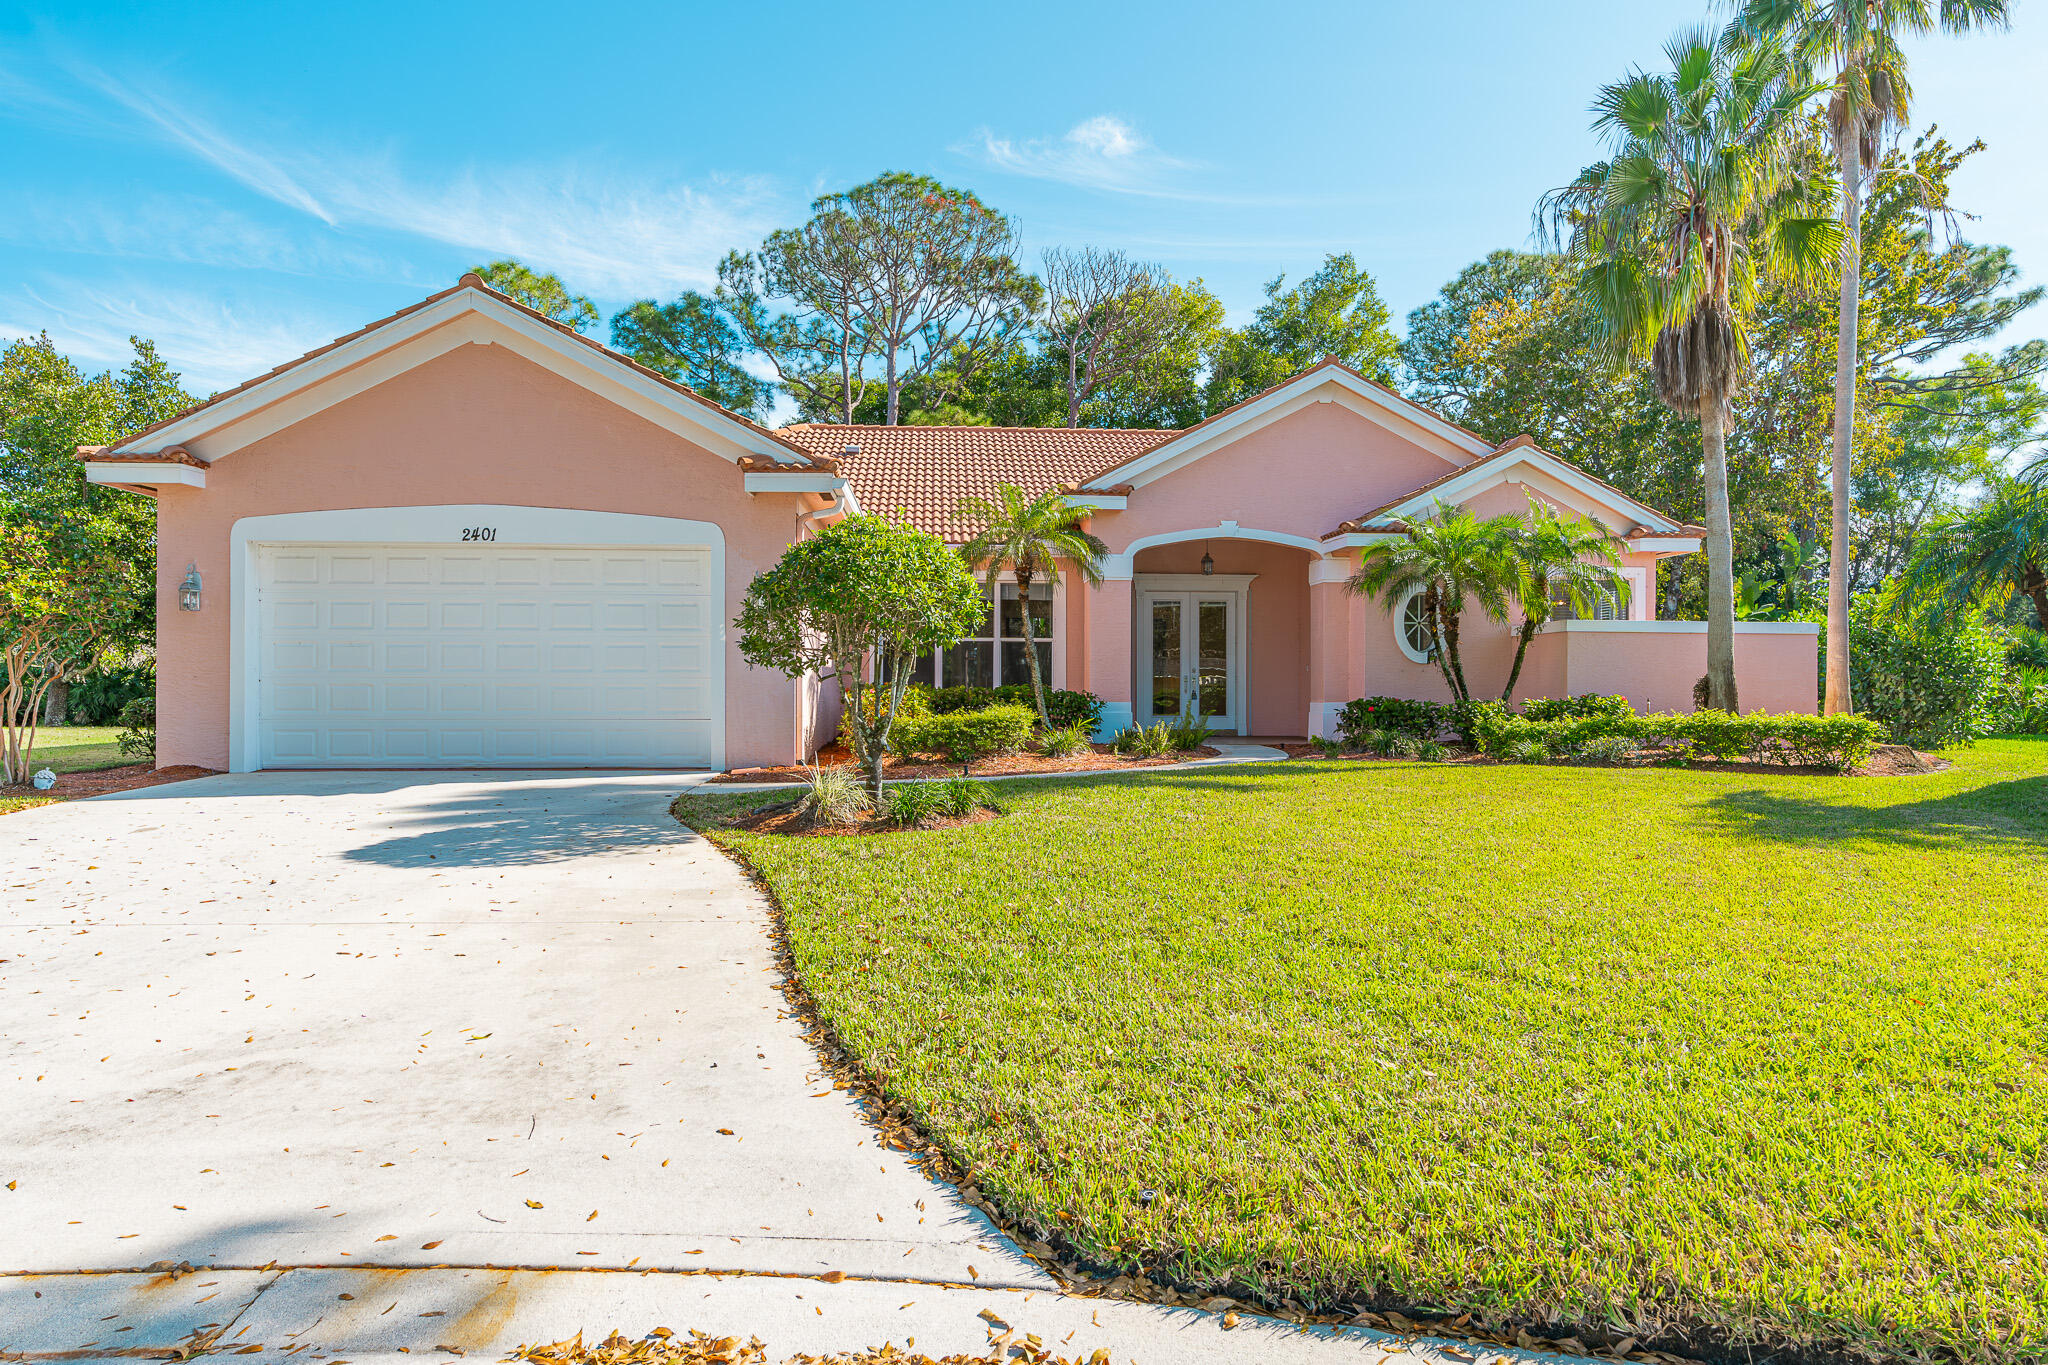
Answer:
[82, 276, 1818, 772]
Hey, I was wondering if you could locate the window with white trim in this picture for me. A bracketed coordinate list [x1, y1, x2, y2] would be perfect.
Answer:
[1549, 574, 1625, 621]
[885, 581, 1053, 687]
[1395, 587, 1436, 664]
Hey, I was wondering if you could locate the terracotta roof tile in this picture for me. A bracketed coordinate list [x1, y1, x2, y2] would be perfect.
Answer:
[776, 424, 1175, 538]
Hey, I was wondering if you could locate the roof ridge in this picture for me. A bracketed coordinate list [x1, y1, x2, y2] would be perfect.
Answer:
[782, 423, 1180, 435]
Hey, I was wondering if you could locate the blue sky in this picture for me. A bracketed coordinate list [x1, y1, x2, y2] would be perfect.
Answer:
[3, 0, 2042, 401]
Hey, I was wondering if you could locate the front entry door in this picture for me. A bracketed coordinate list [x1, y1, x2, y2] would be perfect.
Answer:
[1138, 589, 1239, 731]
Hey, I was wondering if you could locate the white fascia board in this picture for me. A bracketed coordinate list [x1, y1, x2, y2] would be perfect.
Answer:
[1625, 536, 1703, 553]
[744, 472, 848, 494]
[1320, 531, 1404, 550]
[84, 461, 205, 488]
[1068, 492, 1127, 511]
[1088, 371, 1489, 490]
[1391, 451, 1684, 534]
[117, 289, 801, 467]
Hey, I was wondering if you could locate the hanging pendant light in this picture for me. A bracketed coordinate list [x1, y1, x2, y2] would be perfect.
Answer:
[1200, 544, 1214, 576]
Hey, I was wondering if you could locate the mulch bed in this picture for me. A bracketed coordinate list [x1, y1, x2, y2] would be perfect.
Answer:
[716, 804, 1004, 838]
[1, 763, 215, 810]
[711, 743, 1220, 784]
[1281, 741, 1946, 777]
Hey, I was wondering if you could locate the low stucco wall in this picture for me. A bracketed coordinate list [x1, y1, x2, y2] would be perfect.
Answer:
[1516, 623, 1819, 715]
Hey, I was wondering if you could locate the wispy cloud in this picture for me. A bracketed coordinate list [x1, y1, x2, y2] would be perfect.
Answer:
[5, 57, 790, 297]
[964, 115, 1200, 198]
[1, 278, 352, 394]
[2, 193, 401, 281]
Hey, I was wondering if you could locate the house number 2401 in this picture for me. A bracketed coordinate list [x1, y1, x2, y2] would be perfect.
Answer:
[460, 527, 498, 542]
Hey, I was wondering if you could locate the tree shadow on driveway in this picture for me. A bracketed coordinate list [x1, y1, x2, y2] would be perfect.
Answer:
[333, 777, 701, 870]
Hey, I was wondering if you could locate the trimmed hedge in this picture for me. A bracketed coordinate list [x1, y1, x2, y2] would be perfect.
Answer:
[1520, 693, 1632, 722]
[896, 704, 1037, 764]
[1472, 708, 1884, 771]
[927, 684, 1103, 730]
[1336, 696, 1446, 744]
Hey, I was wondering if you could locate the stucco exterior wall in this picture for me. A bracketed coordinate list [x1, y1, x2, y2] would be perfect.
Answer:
[153, 341, 811, 771]
[1522, 624, 1819, 715]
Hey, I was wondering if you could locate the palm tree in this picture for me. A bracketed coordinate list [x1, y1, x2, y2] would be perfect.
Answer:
[956, 483, 1109, 728]
[1498, 499, 1631, 701]
[1540, 25, 1837, 711]
[1347, 502, 1518, 703]
[1889, 468, 2048, 628]
[1729, 0, 2011, 717]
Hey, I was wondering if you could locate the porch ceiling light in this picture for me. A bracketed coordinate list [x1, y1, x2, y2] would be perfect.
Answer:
[179, 564, 202, 612]
[1200, 547, 1214, 576]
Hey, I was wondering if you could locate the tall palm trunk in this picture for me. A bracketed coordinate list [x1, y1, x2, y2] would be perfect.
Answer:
[1823, 126, 1863, 715]
[1501, 618, 1540, 704]
[1014, 569, 1051, 728]
[1701, 391, 1741, 712]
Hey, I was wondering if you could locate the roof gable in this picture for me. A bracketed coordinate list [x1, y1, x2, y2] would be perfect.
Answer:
[102, 276, 825, 468]
[1331, 436, 1704, 537]
[1076, 361, 1492, 492]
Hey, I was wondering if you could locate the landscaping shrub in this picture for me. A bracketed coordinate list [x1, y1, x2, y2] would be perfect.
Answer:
[116, 696, 155, 762]
[1990, 666, 2048, 736]
[1310, 735, 1348, 758]
[1498, 736, 1549, 764]
[1846, 596, 2008, 748]
[1521, 693, 1632, 722]
[927, 684, 1103, 731]
[879, 782, 947, 829]
[932, 776, 999, 818]
[1471, 708, 1883, 771]
[1572, 733, 1638, 765]
[1111, 723, 1175, 758]
[1362, 727, 1420, 759]
[895, 703, 1035, 766]
[1036, 722, 1092, 757]
[837, 684, 932, 756]
[1411, 738, 1450, 763]
[794, 765, 868, 827]
[68, 665, 154, 726]
[1162, 710, 1214, 752]
[1337, 696, 1445, 744]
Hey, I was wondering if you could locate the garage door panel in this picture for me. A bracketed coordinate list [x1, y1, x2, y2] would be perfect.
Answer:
[257, 542, 718, 768]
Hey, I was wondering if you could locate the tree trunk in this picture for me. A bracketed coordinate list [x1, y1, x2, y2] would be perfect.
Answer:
[1823, 131, 1863, 715]
[2024, 566, 2048, 633]
[41, 679, 69, 727]
[1014, 570, 1051, 728]
[1501, 618, 1539, 703]
[1700, 391, 1740, 713]
[1442, 606, 1470, 703]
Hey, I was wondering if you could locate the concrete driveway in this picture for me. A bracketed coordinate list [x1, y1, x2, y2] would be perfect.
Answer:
[0, 771, 1544, 1365]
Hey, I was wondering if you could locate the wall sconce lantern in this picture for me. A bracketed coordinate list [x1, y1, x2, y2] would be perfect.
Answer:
[1200, 547, 1214, 576]
[179, 564, 202, 612]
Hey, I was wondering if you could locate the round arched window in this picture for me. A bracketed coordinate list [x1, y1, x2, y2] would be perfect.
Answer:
[1396, 588, 1436, 664]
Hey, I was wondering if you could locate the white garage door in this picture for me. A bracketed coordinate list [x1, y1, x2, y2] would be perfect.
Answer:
[255, 543, 720, 768]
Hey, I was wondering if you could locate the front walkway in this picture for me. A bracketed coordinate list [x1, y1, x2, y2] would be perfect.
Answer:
[0, 771, 1574, 1365]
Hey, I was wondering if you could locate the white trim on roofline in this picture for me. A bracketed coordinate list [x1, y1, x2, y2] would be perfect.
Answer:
[1101, 520, 1338, 578]
[1625, 535, 1704, 553]
[1066, 492, 1127, 511]
[1081, 368, 1492, 492]
[83, 461, 205, 488]
[111, 286, 803, 467]
[1320, 531, 1405, 550]
[743, 472, 848, 494]
[1387, 449, 1688, 535]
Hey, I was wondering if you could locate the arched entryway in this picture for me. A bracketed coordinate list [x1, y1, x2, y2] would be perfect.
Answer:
[1130, 538, 1314, 737]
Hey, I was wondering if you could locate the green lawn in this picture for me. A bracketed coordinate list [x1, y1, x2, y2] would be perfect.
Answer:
[1, 726, 132, 814]
[678, 741, 2048, 1364]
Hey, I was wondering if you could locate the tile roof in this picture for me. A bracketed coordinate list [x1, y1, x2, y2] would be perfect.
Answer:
[776, 424, 1175, 537]
[76, 444, 210, 468]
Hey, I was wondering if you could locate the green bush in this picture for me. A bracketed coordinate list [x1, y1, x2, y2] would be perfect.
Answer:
[1362, 727, 1420, 759]
[1036, 722, 1093, 757]
[1336, 696, 1445, 744]
[927, 685, 1104, 731]
[1163, 711, 1214, 752]
[1845, 596, 2007, 749]
[1473, 708, 1883, 772]
[1112, 723, 1176, 758]
[1521, 693, 1632, 723]
[932, 776, 1000, 818]
[1445, 698, 1507, 748]
[116, 696, 155, 762]
[794, 764, 868, 826]
[1990, 667, 2048, 736]
[896, 704, 1036, 765]
[68, 665, 154, 726]
[880, 783, 947, 828]
[837, 684, 932, 756]
[1412, 738, 1450, 762]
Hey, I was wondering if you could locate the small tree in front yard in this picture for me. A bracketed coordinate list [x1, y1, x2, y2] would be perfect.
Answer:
[1, 514, 142, 784]
[1499, 498, 1632, 701]
[735, 516, 987, 804]
[956, 482, 1108, 730]
[1347, 502, 1517, 702]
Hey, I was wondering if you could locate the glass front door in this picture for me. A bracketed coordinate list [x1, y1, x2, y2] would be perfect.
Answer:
[1140, 591, 1236, 730]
